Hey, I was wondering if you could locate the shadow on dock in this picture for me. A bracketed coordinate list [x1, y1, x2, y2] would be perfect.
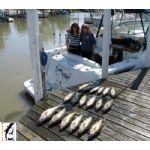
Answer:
[130, 68, 148, 90]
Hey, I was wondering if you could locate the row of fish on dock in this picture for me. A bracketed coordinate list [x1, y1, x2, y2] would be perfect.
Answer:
[64, 84, 116, 113]
[37, 105, 104, 140]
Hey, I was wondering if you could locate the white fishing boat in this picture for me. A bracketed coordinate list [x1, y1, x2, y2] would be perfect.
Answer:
[24, 10, 150, 101]
[84, 10, 149, 27]
[37, 10, 49, 18]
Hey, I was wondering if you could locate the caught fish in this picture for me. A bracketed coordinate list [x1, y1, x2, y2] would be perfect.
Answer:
[102, 87, 110, 96]
[95, 98, 103, 111]
[37, 105, 63, 126]
[78, 117, 93, 136]
[79, 95, 88, 107]
[78, 83, 90, 92]
[71, 92, 83, 106]
[85, 96, 97, 109]
[102, 99, 114, 113]
[60, 112, 77, 131]
[48, 108, 66, 127]
[69, 115, 84, 133]
[89, 86, 100, 94]
[97, 87, 104, 95]
[110, 88, 116, 98]
[88, 119, 104, 140]
[64, 92, 75, 103]
[80, 85, 93, 94]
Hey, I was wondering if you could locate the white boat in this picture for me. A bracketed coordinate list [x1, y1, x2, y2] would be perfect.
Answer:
[24, 10, 150, 100]
[24, 44, 142, 98]
[37, 11, 49, 18]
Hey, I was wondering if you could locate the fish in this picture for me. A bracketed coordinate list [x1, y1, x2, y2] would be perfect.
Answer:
[89, 86, 100, 94]
[95, 98, 103, 111]
[80, 85, 93, 94]
[102, 87, 110, 97]
[77, 116, 93, 136]
[102, 99, 114, 113]
[64, 92, 75, 103]
[60, 112, 77, 131]
[97, 87, 104, 95]
[69, 115, 84, 134]
[110, 87, 116, 98]
[37, 105, 63, 126]
[48, 108, 66, 127]
[88, 119, 104, 140]
[71, 92, 83, 106]
[85, 96, 97, 109]
[79, 95, 88, 107]
[78, 83, 90, 92]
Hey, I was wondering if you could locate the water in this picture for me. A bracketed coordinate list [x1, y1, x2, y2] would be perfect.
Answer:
[0, 12, 85, 122]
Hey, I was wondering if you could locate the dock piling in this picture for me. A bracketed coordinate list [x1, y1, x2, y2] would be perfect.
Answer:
[102, 9, 111, 79]
[26, 9, 43, 102]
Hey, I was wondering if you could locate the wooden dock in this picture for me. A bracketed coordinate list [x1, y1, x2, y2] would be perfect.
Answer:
[17, 68, 150, 141]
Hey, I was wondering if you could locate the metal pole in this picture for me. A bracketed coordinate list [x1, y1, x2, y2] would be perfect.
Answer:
[26, 9, 43, 102]
[59, 33, 61, 46]
[102, 9, 111, 79]
[53, 33, 56, 45]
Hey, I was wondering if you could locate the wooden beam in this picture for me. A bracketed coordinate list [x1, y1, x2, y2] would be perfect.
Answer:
[145, 20, 150, 68]
[26, 9, 43, 102]
[102, 9, 111, 79]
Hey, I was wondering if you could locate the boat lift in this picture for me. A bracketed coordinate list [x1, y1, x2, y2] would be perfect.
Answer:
[25, 9, 150, 102]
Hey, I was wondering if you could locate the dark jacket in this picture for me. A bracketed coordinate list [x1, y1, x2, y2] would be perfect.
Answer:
[80, 32, 96, 52]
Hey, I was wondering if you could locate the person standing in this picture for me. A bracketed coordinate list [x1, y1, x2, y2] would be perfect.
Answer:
[66, 23, 81, 55]
[80, 24, 96, 60]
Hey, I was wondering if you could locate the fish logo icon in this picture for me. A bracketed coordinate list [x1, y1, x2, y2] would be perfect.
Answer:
[0, 122, 16, 141]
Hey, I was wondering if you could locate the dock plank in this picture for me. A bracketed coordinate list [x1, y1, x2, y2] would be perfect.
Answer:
[20, 115, 64, 141]
[17, 132, 28, 141]
[17, 122, 44, 141]
[35, 99, 116, 141]
[30, 105, 81, 141]
[49, 91, 150, 141]
[47, 92, 135, 141]
[18, 69, 150, 141]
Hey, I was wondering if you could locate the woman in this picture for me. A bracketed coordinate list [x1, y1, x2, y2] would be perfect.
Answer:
[80, 24, 96, 60]
[66, 23, 81, 55]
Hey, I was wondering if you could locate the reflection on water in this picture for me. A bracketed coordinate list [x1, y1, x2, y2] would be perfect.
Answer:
[39, 15, 70, 43]
[0, 12, 85, 122]
[0, 22, 11, 49]
[13, 18, 27, 33]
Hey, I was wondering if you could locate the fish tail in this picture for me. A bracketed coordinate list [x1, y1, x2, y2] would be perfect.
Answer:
[68, 130, 73, 135]
[48, 121, 53, 128]
[37, 120, 43, 126]
[84, 106, 88, 110]
[88, 134, 94, 141]
[77, 131, 81, 137]
[95, 108, 99, 112]
[59, 127, 64, 132]
[36, 122, 41, 126]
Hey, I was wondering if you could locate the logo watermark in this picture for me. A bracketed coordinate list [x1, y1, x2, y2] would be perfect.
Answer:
[0, 122, 16, 141]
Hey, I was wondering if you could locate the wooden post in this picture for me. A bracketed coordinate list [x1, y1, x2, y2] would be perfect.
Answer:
[102, 9, 111, 79]
[26, 9, 43, 102]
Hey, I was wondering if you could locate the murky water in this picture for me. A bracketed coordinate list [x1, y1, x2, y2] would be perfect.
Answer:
[0, 12, 85, 122]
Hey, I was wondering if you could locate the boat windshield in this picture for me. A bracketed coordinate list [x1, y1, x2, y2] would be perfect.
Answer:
[111, 13, 150, 41]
